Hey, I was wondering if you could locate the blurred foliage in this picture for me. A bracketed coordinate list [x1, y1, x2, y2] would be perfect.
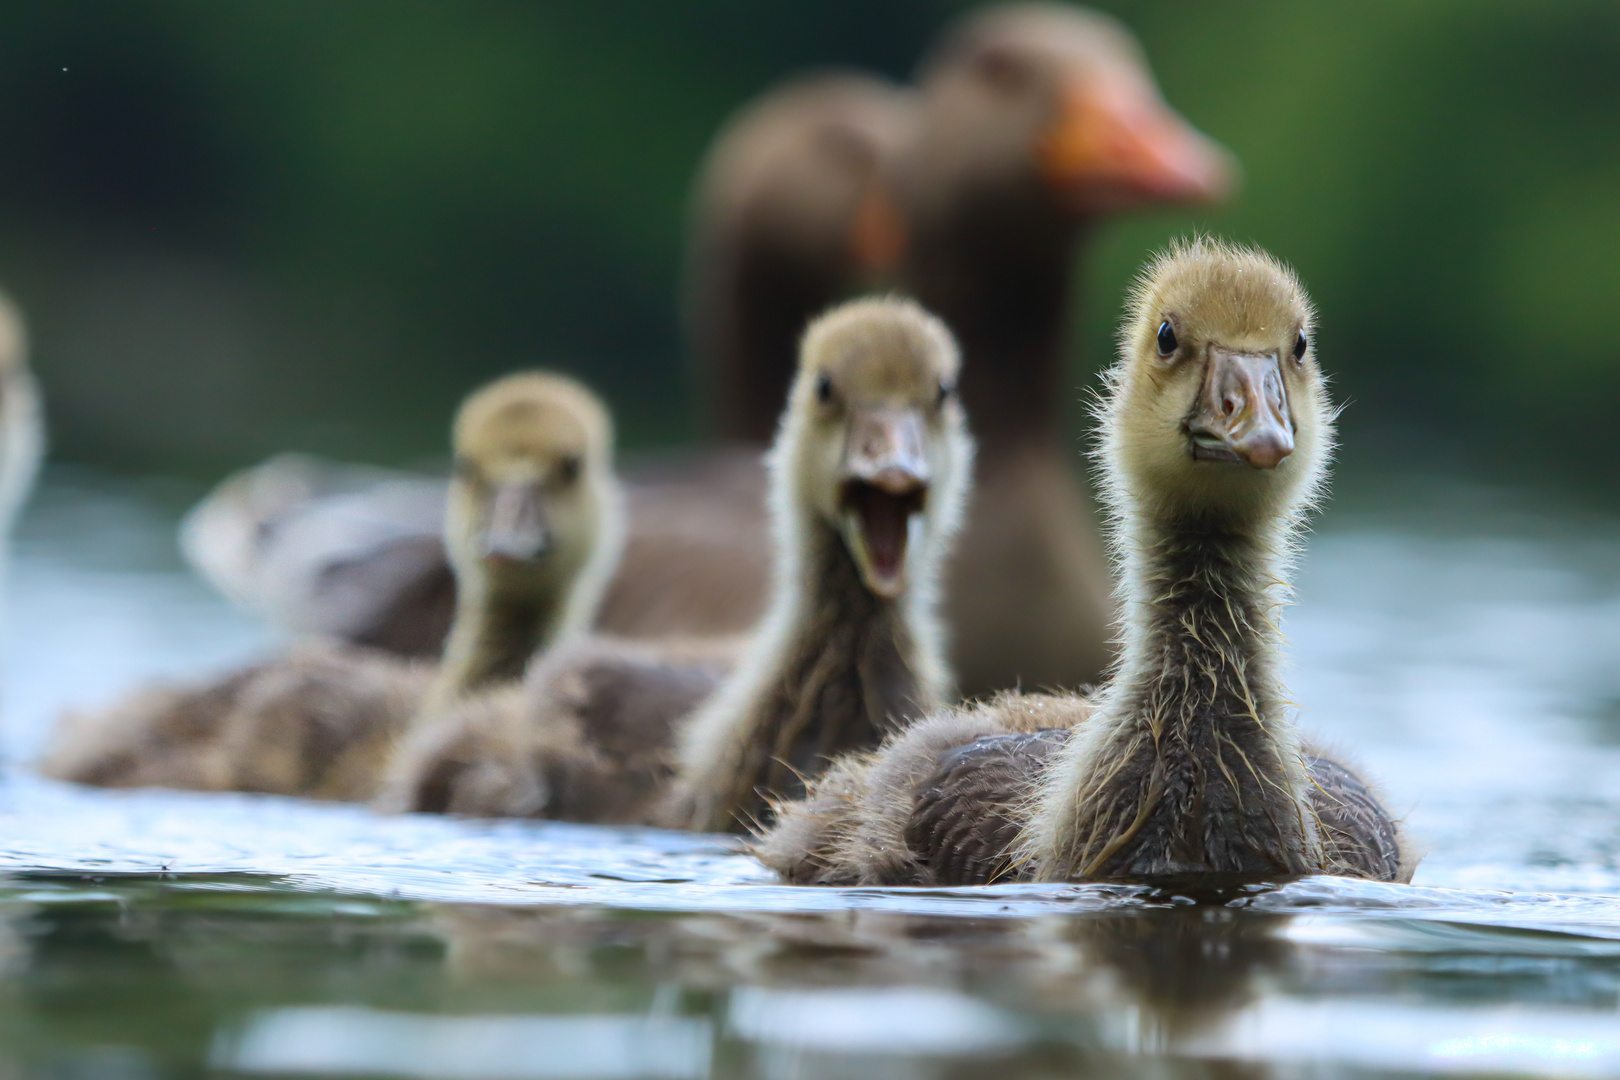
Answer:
[0, 0, 1616, 483]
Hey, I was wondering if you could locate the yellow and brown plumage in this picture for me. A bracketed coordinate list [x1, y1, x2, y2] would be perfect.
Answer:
[659, 297, 975, 833]
[758, 239, 1412, 891]
[385, 298, 974, 830]
[41, 372, 623, 801]
[174, 73, 911, 657]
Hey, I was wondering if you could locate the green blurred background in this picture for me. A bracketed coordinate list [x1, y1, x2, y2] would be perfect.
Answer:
[1, 0, 1616, 483]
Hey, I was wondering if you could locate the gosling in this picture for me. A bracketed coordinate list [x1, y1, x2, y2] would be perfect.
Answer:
[661, 296, 973, 832]
[758, 238, 1411, 890]
[41, 372, 622, 800]
[383, 297, 974, 832]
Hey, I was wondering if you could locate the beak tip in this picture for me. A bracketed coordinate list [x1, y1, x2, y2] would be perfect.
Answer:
[1236, 435, 1294, 470]
[1166, 136, 1239, 205]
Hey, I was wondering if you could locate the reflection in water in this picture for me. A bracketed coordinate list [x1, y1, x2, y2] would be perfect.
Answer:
[215, 1007, 712, 1079]
[0, 471, 1618, 1077]
[0, 873, 1616, 1077]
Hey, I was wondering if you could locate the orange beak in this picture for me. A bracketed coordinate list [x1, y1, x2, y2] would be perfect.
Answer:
[1036, 69, 1236, 212]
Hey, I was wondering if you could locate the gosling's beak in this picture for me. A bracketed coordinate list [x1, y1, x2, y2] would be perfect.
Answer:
[1035, 68, 1236, 212]
[1187, 349, 1295, 470]
[482, 481, 551, 561]
[838, 407, 931, 599]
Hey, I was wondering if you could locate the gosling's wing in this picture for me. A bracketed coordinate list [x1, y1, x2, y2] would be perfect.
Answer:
[39, 661, 268, 789]
[906, 728, 1071, 886]
[532, 641, 737, 823]
[1306, 754, 1403, 882]
[390, 641, 737, 824]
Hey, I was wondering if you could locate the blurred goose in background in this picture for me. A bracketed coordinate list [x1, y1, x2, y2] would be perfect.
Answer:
[179, 72, 916, 657]
[760, 240, 1410, 889]
[42, 373, 623, 799]
[0, 292, 45, 554]
[381, 299, 970, 830]
[178, 3, 1232, 700]
[688, 71, 917, 444]
[898, 3, 1233, 695]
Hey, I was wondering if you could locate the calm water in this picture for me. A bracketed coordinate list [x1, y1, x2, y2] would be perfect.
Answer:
[1, 468, 1618, 1079]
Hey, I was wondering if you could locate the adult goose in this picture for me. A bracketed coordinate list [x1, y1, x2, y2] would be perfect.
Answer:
[177, 4, 1232, 700]
[178, 74, 916, 657]
[895, 3, 1234, 696]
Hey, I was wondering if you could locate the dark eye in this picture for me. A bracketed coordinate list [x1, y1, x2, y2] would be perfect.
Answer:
[975, 43, 1033, 93]
[937, 380, 955, 408]
[1293, 330, 1309, 362]
[815, 374, 834, 404]
[1156, 320, 1178, 357]
[556, 455, 581, 485]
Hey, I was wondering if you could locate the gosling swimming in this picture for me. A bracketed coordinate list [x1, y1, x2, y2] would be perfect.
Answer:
[758, 238, 1410, 890]
[384, 297, 973, 832]
[42, 372, 622, 799]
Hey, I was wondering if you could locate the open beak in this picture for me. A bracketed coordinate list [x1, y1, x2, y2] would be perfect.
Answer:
[1035, 69, 1235, 212]
[482, 481, 551, 562]
[837, 407, 931, 599]
[1187, 349, 1295, 469]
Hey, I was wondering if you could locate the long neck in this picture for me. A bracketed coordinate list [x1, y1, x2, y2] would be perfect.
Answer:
[904, 193, 1080, 460]
[699, 229, 851, 445]
[708, 517, 942, 830]
[1033, 508, 1318, 886]
[427, 568, 571, 710]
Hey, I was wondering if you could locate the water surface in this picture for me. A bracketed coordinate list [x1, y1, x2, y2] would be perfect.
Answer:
[1, 469, 1617, 1078]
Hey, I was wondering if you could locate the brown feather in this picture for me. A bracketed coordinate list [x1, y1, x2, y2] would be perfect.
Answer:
[380, 635, 736, 822]
[761, 239, 1412, 891]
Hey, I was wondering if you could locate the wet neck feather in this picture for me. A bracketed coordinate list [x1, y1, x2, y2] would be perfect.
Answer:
[714, 517, 940, 828]
[1036, 504, 1317, 885]
[430, 567, 571, 708]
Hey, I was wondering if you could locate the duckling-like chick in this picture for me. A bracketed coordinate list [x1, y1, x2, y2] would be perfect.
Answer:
[759, 239, 1411, 890]
[0, 292, 44, 546]
[41, 373, 622, 799]
[425, 373, 623, 711]
[381, 297, 971, 828]
[661, 296, 972, 833]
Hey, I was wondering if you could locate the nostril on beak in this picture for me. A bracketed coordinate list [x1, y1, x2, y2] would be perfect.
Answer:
[1222, 394, 1239, 418]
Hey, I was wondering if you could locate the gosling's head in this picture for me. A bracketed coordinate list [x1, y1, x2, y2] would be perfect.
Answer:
[775, 297, 972, 600]
[911, 3, 1233, 224]
[447, 372, 619, 596]
[1101, 237, 1332, 526]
